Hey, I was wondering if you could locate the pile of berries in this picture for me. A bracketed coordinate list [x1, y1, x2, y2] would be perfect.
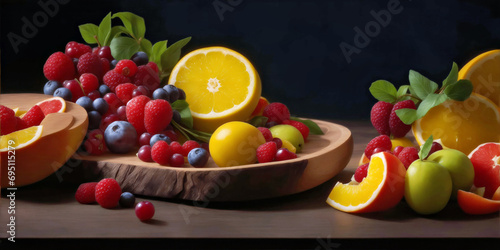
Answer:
[354, 135, 444, 182]
[75, 178, 155, 221]
[370, 100, 416, 138]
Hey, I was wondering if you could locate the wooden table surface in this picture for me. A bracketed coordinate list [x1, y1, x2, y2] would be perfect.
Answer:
[1, 120, 499, 248]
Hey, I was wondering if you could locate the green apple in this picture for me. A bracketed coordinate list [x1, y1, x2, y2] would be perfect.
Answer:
[427, 149, 474, 198]
[405, 159, 452, 215]
[269, 124, 304, 153]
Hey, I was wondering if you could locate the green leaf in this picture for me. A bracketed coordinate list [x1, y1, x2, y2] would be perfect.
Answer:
[151, 40, 168, 68]
[397, 85, 410, 99]
[395, 108, 417, 125]
[171, 100, 193, 129]
[79, 23, 99, 44]
[419, 135, 434, 160]
[140, 38, 153, 56]
[442, 62, 459, 90]
[106, 26, 129, 46]
[112, 12, 146, 39]
[110, 36, 140, 60]
[290, 117, 324, 135]
[369, 80, 398, 103]
[416, 93, 448, 119]
[161, 37, 191, 75]
[247, 116, 268, 127]
[444, 79, 473, 101]
[409, 70, 438, 100]
[97, 12, 112, 47]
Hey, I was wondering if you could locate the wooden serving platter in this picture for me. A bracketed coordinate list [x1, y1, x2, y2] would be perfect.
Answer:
[77, 119, 353, 201]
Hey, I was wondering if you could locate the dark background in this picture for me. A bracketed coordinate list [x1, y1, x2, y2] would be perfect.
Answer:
[1, 0, 499, 120]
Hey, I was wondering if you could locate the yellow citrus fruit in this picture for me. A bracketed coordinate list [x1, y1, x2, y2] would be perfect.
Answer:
[0, 125, 43, 152]
[12, 107, 27, 117]
[412, 93, 500, 155]
[458, 49, 500, 107]
[169, 46, 261, 133]
[390, 137, 415, 151]
[281, 139, 297, 153]
[209, 121, 266, 167]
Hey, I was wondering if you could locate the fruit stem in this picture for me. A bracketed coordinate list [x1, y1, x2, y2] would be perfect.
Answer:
[171, 120, 211, 143]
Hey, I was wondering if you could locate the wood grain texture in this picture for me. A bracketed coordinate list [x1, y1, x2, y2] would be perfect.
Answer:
[77, 120, 353, 201]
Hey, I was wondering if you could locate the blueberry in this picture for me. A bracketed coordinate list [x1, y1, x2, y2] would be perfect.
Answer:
[172, 110, 181, 124]
[131, 51, 149, 66]
[104, 121, 138, 154]
[76, 96, 93, 112]
[110, 59, 118, 69]
[43, 80, 61, 95]
[187, 148, 209, 167]
[149, 134, 171, 147]
[53, 87, 72, 101]
[163, 85, 179, 103]
[119, 192, 136, 208]
[178, 88, 186, 100]
[152, 88, 170, 101]
[88, 111, 102, 130]
[93, 98, 109, 115]
[99, 85, 111, 96]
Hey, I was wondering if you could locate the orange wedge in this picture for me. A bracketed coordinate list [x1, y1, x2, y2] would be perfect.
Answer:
[327, 152, 406, 213]
[457, 188, 500, 215]
[35, 96, 66, 115]
[458, 49, 500, 107]
[169, 46, 261, 133]
[0, 125, 43, 151]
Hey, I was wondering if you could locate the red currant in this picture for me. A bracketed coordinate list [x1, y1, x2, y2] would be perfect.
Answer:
[135, 201, 155, 221]
[87, 90, 101, 100]
[116, 105, 127, 121]
[98, 46, 113, 61]
[139, 132, 152, 146]
[79, 73, 99, 94]
[137, 145, 153, 162]
[169, 153, 184, 167]
[115, 59, 138, 77]
[63, 79, 84, 102]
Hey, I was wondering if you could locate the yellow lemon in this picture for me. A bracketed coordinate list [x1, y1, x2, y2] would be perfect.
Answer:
[0, 126, 43, 152]
[209, 121, 266, 167]
[458, 49, 500, 107]
[169, 47, 261, 133]
[412, 93, 500, 155]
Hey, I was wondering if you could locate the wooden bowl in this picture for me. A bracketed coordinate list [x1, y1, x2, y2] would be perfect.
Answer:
[77, 119, 353, 201]
[0, 93, 88, 187]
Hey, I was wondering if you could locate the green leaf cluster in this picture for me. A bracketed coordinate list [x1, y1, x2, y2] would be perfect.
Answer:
[369, 62, 473, 125]
[78, 12, 190, 83]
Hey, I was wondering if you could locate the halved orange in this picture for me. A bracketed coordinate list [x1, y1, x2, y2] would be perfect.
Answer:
[35, 96, 66, 115]
[458, 49, 500, 107]
[412, 93, 500, 155]
[0, 125, 43, 152]
[326, 152, 406, 213]
[169, 46, 261, 133]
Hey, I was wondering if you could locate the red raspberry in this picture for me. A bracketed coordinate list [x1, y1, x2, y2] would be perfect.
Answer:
[354, 163, 369, 183]
[77, 52, 103, 79]
[392, 146, 404, 157]
[398, 147, 419, 169]
[364, 135, 392, 159]
[427, 142, 444, 158]
[132, 65, 160, 91]
[103, 70, 130, 92]
[263, 102, 290, 124]
[151, 140, 172, 165]
[43, 52, 75, 82]
[135, 201, 155, 221]
[370, 101, 393, 136]
[389, 100, 416, 138]
[79, 73, 99, 95]
[84, 129, 107, 155]
[115, 59, 138, 77]
[144, 99, 173, 135]
[282, 120, 309, 141]
[126, 95, 150, 135]
[169, 141, 183, 155]
[15, 116, 28, 131]
[257, 127, 273, 142]
[147, 62, 159, 73]
[0, 105, 17, 135]
[22, 105, 45, 127]
[75, 182, 98, 204]
[103, 93, 124, 113]
[169, 153, 185, 167]
[65, 41, 92, 59]
[256, 141, 277, 163]
[95, 178, 122, 209]
[182, 140, 200, 157]
[275, 148, 297, 161]
[115, 83, 138, 104]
